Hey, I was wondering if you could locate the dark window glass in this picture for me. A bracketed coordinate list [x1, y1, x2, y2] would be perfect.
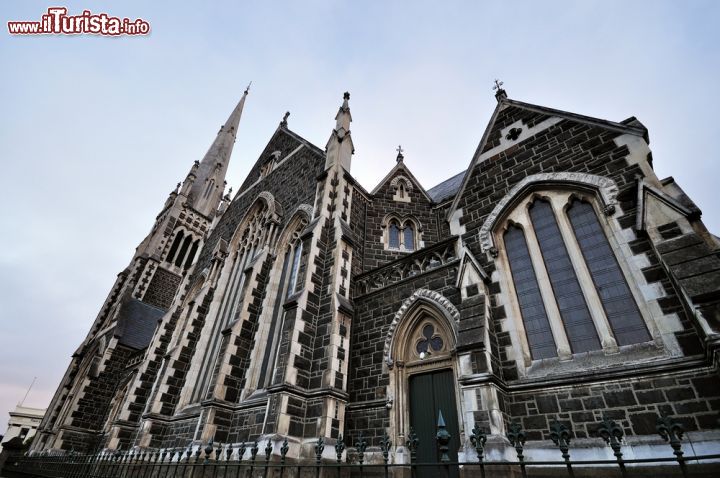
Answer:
[175, 235, 193, 267]
[184, 240, 200, 270]
[287, 242, 303, 297]
[504, 226, 557, 359]
[389, 222, 400, 249]
[166, 230, 184, 263]
[567, 200, 650, 345]
[530, 200, 601, 353]
[404, 224, 415, 251]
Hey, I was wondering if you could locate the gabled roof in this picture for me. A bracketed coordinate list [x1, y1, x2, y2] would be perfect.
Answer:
[369, 160, 433, 202]
[115, 298, 165, 350]
[427, 170, 466, 203]
[446, 96, 649, 219]
[235, 125, 325, 200]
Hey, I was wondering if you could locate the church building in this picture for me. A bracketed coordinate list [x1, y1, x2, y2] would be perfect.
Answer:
[31, 85, 720, 468]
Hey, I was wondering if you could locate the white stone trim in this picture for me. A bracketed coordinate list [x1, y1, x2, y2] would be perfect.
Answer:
[479, 173, 619, 253]
[478, 117, 563, 163]
[384, 289, 460, 366]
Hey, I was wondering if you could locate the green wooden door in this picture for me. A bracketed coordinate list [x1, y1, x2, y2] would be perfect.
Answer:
[408, 369, 460, 478]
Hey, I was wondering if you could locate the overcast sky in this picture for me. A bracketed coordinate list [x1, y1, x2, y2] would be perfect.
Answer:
[1, 0, 718, 434]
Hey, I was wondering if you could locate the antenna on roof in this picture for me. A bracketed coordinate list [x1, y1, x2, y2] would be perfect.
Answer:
[19, 376, 36, 406]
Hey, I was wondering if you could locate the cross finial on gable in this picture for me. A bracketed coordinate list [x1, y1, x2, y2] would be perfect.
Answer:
[493, 79, 507, 102]
[396, 145, 404, 162]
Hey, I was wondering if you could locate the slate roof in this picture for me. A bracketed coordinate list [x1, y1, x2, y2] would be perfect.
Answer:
[427, 170, 467, 203]
[115, 298, 165, 350]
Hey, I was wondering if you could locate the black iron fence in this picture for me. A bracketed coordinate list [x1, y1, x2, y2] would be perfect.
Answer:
[3, 412, 719, 478]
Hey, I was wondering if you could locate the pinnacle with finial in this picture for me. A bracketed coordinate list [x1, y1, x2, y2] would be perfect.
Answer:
[493, 79, 507, 102]
[396, 145, 404, 162]
[245, 81, 252, 94]
[281, 111, 290, 127]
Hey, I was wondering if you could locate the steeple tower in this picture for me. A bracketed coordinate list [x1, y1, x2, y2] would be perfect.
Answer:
[189, 85, 250, 216]
[324, 92, 354, 171]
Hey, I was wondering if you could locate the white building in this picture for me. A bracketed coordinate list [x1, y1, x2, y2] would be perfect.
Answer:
[1, 406, 45, 452]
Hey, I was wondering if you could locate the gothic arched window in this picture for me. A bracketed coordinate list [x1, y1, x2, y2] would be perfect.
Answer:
[287, 241, 303, 298]
[166, 230, 200, 270]
[500, 191, 650, 361]
[385, 216, 420, 252]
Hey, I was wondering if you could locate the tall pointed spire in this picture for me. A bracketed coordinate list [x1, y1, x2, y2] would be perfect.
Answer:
[325, 91, 354, 171]
[188, 85, 250, 216]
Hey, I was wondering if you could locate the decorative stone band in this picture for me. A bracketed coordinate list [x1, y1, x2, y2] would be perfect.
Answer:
[354, 237, 458, 296]
[384, 288, 461, 367]
[478, 172, 619, 254]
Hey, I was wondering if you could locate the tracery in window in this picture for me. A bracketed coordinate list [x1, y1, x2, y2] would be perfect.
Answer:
[415, 323, 444, 358]
[529, 199, 601, 354]
[499, 191, 651, 362]
[191, 200, 273, 403]
[258, 211, 309, 390]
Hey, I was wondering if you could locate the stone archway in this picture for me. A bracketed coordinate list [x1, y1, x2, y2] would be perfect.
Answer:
[385, 289, 462, 473]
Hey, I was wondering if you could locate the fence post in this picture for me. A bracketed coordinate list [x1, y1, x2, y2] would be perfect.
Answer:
[549, 420, 574, 478]
[406, 427, 419, 478]
[249, 440, 258, 478]
[356, 432, 367, 478]
[436, 410, 452, 478]
[335, 433, 345, 478]
[380, 432, 392, 478]
[315, 437, 324, 478]
[213, 442, 222, 478]
[597, 413, 627, 478]
[507, 421, 527, 478]
[279, 438, 289, 478]
[657, 414, 688, 478]
[469, 424, 487, 478]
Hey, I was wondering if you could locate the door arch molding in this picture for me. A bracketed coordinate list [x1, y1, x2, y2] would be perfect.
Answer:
[385, 289, 463, 459]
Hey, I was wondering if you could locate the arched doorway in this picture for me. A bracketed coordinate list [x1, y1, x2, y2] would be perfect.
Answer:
[385, 290, 462, 478]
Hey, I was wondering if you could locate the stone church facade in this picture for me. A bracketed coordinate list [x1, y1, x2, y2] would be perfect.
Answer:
[32, 86, 720, 465]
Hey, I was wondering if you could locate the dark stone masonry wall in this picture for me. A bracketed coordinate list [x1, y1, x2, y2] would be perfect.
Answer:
[347, 263, 461, 445]
[193, 129, 326, 280]
[504, 369, 720, 441]
[65, 344, 135, 451]
[455, 106, 705, 379]
[150, 417, 197, 449]
[362, 167, 442, 272]
[143, 267, 181, 310]
[159, 288, 216, 417]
